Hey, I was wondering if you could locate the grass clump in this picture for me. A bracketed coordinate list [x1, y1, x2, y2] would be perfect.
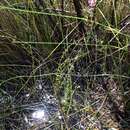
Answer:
[0, 0, 130, 130]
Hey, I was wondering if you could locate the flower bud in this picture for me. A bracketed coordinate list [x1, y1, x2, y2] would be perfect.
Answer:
[88, 0, 96, 8]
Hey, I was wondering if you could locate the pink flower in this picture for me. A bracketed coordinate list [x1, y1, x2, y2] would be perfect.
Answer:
[88, 0, 96, 7]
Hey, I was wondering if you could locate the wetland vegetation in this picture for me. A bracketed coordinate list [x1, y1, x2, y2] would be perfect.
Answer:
[0, 0, 130, 130]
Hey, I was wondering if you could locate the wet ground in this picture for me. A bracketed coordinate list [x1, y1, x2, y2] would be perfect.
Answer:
[0, 44, 129, 130]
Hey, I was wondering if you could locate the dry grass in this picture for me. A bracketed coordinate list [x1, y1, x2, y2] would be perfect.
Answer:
[0, 0, 130, 130]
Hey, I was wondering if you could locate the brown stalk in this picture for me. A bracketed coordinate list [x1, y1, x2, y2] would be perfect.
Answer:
[73, 0, 86, 35]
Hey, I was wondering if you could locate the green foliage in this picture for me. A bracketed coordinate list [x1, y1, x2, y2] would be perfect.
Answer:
[0, 0, 130, 129]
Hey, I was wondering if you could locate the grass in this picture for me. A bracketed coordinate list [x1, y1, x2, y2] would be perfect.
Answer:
[0, 0, 130, 130]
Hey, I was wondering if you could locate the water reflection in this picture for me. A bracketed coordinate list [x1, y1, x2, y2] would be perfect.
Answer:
[32, 109, 46, 120]
[23, 93, 60, 129]
[24, 106, 50, 128]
